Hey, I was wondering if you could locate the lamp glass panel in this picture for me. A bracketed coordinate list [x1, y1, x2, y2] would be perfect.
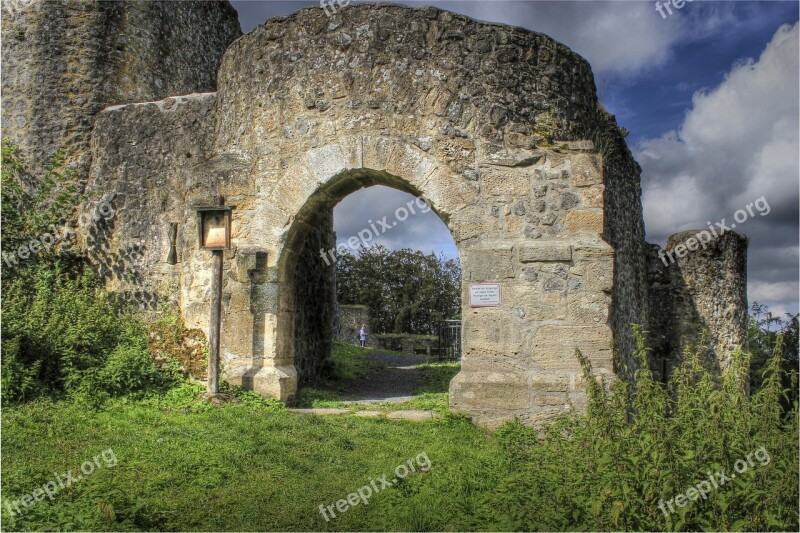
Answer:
[203, 212, 227, 247]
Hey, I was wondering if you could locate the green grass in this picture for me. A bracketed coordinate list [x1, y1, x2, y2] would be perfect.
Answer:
[327, 340, 384, 381]
[1, 390, 506, 531]
[2, 334, 797, 532]
[296, 342, 460, 412]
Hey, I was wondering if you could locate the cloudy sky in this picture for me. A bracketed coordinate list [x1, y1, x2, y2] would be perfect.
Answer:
[230, 0, 799, 317]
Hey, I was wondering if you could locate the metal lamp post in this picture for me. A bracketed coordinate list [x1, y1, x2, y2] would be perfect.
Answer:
[195, 204, 232, 395]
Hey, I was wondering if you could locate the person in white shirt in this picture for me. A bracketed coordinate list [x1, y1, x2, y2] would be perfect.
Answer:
[359, 324, 368, 348]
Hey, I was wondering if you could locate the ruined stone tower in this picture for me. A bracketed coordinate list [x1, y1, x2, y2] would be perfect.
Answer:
[1, 0, 241, 178]
[3, 1, 749, 427]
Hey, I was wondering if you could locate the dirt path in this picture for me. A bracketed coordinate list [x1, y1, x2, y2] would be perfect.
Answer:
[339, 350, 433, 402]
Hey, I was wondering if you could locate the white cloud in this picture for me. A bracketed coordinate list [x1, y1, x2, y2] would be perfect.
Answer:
[635, 22, 799, 313]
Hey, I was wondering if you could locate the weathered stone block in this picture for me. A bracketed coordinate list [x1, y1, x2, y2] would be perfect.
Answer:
[518, 242, 572, 262]
[570, 260, 613, 292]
[567, 291, 610, 323]
[463, 310, 523, 358]
[565, 210, 604, 233]
[463, 248, 515, 281]
[528, 324, 613, 371]
[559, 140, 594, 151]
[481, 148, 544, 167]
[570, 153, 603, 186]
[529, 373, 570, 392]
[572, 240, 614, 259]
[481, 169, 531, 196]
[534, 394, 567, 406]
[450, 371, 531, 410]
[582, 186, 604, 208]
[512, 287, 566, 320]
[224, 363, 297, 402]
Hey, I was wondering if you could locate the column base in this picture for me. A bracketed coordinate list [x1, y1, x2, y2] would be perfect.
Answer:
[224, 362, 298, 402]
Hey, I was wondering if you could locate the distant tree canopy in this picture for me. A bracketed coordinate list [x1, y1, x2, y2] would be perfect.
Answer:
[748, 302, 799, 407]
[336, 245, 461, 335]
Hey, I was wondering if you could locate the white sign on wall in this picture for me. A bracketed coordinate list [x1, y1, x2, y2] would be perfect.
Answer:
[468, 283, 502, 307]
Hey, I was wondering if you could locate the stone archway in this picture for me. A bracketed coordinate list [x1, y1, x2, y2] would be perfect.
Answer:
[210, 135, 616, 429]
[219, 137, 479, 402]
[82, 4, 628, 427]
[277, 167, 460, 397]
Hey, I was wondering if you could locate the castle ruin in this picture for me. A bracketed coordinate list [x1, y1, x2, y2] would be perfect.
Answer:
[2, 1, 748, 427]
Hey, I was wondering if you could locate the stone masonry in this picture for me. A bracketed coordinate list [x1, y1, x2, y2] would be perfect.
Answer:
[1, 0, 241, 182]
[2, 2, 749, 428]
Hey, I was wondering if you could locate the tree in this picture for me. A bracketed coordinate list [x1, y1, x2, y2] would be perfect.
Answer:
[748, 302, 798, 409]
[336, 245, 461, 335]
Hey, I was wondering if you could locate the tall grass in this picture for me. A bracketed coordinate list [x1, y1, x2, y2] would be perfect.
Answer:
[486, 327, 798, 531]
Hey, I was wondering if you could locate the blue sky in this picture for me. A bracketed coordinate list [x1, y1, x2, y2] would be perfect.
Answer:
[230, 0, 799, 317]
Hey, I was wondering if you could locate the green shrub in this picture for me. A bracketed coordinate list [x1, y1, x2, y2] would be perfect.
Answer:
[1, 140, 81, 280]
[1, 263, 176, 403]
[486, 327, 799, 531]
[0, 141, 180, 404]
[0, 337, 42, 402]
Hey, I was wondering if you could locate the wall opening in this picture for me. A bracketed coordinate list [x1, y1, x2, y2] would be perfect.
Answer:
[281, 174, 462, 406]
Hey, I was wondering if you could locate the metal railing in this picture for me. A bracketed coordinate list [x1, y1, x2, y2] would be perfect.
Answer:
[437, 319, 462, 361]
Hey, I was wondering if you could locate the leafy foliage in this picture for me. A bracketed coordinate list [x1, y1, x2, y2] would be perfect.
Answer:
[0, 143, 179, 404]
[483, 327, 798, 531]
[1, 140, 81, 280]
[1, 263, 178, 404]
[748, 302, 798, 404]
[336, 246, 461, 334]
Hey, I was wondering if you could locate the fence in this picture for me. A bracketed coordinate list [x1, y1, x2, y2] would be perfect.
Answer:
[437, 320, 462, 361]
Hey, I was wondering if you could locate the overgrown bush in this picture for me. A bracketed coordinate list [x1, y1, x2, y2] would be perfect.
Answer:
[484, 327, 798, 531]
[1, 263, 178, 404]
[1, 141, 179, 404]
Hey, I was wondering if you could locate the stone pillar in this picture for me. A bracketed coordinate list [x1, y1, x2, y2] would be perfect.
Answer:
[450, 151, 615, 429]
[647, 229, 748, 378]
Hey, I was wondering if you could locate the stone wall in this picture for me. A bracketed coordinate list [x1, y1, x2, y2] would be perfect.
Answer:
[335, 304, 376, 347]
[293, 209, 337, 383]
[589, 112, 649, 382]
[37, 2, 748, 426]
[1, 0, 240, 181]
[83, 93, 221, 312]
[646, 230, 749, 380]
[75, 3, 629, 424]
